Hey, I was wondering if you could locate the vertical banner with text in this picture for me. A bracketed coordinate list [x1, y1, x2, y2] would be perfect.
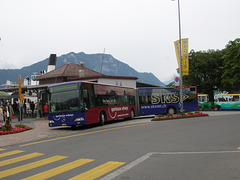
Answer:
[174, 38, 189, 75]
[174, 40, 181, 69]
[182, 38, 189, 75]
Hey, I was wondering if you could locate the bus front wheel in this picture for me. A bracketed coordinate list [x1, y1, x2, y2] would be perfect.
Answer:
[71, 125, 77, 129]
[100, 112, 106, 126]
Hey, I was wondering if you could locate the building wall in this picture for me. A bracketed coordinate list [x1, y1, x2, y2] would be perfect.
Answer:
[97, 78, 136, 88]
[39, 77, 64, 85]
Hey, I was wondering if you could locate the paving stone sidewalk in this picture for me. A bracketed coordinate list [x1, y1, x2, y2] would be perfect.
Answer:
[0, 118, 73, 148]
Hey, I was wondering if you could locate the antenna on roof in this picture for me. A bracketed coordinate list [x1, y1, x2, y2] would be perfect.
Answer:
[100, 48, 105, 74]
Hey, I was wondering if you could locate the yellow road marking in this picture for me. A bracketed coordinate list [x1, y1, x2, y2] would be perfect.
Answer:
[69, 161, 126, 180]
[0, 150, 24, 158]
[0, 148, 6, 151]
[22, 158, 94, 180]
[0, 152, 44, 167]
[20, 122, 153, 147]
[0, 155, 67, 178]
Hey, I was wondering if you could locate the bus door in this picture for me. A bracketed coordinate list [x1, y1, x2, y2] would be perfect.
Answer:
[80, 83, 97, 124]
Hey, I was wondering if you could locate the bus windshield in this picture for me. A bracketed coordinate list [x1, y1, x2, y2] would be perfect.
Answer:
[48, 83, 79, 114]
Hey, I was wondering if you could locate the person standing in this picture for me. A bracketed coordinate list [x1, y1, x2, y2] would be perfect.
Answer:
[6, 102, 14, 121]
[0, 105, 3, 126]
[2, 102, 6, 122]
[4, 102, 13, 131]
[18, 103, 23, 122]
[30, 101, 35, 117]
[38, 100, 43, 118]
[44, 103, 48, 119]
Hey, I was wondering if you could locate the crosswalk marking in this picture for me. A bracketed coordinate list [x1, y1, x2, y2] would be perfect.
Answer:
[69, 161, 126, 180]
[22, 158, 94, 180]
[0, 155, 67, 178]
[0, 150, 126, 179]
[0, 152, 44, 167]
[0, 150, 24, 158]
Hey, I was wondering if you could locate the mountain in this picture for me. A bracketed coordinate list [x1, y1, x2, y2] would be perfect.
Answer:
[0, 52, 165, 86]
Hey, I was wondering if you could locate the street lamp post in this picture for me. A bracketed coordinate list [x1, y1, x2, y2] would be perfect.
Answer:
[177, 0, 184, 112]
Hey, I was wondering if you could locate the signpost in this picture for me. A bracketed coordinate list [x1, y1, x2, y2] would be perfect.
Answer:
[18, 75, 21, 95]
[175, 77, 180, 87]
[18, 75, 24, 123]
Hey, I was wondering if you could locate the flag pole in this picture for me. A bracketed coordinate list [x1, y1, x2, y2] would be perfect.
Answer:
[177, 0, 184, 112]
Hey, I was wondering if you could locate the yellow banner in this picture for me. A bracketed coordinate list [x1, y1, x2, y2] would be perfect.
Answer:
[174, 40, 181, 68]
[182, 38, 189, 75]
[174, 38, 189, 75]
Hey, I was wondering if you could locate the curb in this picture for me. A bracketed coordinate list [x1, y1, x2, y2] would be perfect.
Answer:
[152, 114, 209, 121]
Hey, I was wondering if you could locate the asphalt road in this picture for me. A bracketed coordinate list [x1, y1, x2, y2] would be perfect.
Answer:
[1, 111, 240, 179]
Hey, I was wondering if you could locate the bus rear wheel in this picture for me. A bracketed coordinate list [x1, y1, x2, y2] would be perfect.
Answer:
[214, 106, 220, 111]
[100, 112, 106, 126]
[167, 107, 176, 114]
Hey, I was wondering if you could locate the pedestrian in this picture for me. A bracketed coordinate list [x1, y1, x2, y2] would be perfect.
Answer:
[6, 102, 14, 121]
[2, 102, 6, 122]
[23, 102, 27, 118]
[38, 100, 43, 118]
[0, 105, 3, 126]
[18, 103, 23, 122]
[44, 103, 48, 119]
[30, 101, 35, 117]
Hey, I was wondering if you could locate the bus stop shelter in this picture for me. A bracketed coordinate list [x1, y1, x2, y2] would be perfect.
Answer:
[0, 91, 10, 100]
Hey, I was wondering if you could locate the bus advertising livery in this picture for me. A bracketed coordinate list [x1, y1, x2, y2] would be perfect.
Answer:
[48, 81, 136, 127]
[136, 86, 198, 116]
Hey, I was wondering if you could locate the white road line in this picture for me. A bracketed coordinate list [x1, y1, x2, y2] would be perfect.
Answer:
[100, 150, 240, 180]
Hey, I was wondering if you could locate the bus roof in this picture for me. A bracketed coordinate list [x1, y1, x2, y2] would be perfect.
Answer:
[215, 94, 240, 96]
[137, 86, 196, 90]
[198, 94, 208, 96]
[47, 80, 135, 90]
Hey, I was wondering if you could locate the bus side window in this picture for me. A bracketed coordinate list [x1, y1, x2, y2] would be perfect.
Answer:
[88, 92, 95, 107]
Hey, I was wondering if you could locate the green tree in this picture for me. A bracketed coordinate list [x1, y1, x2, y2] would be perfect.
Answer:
[166, 81, 175, 87]
[183, 49, 223, 102]
[221, 38, 240, 92]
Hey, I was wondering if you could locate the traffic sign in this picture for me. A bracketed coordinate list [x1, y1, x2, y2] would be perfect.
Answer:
[175, 77, 180, 86]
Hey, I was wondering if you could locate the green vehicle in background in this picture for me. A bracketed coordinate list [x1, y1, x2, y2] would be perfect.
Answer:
[198, 94, 240, 111]
[198, 94, 216, 111]
[214, 94, 240, 110]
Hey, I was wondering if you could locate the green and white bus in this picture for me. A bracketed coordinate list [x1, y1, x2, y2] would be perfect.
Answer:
[198, 94, 216, 111]
[214, 94, 240, 110]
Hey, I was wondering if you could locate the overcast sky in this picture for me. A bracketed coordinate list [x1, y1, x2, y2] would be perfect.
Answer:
[0, 0, 239, 82]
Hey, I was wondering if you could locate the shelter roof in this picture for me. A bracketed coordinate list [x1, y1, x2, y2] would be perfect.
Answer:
[0, 91, 10, 99]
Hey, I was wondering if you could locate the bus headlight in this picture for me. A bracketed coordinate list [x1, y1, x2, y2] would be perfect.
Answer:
[75, 118, 85, 121]
[49, 120, 54, 123]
